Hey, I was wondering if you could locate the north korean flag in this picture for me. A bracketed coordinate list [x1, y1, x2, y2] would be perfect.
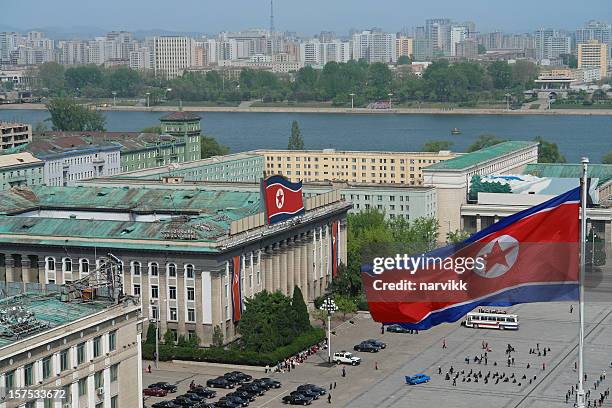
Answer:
[361, 187, 581, 330]
[231, 255, 243, 322]
[331, 220, 340, 277]
[263, 175, 305, 225]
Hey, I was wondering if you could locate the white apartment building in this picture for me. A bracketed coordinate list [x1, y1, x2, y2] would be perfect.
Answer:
[534, 29, 571, 61]
[450, 26, 467, 56]
[299, 40, 351, 66]
[153, 36, 196, 79]
[129, 46, 153, 71]
[352, 30, 396, 63]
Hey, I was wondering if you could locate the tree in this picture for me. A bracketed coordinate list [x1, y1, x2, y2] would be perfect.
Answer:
[446, 229, 471, 244]
[46, 98, 106, 131]
[201, 136, 230, 158]
[37, 62, 65, 94]
[65, 65, 104, 92]
[145, 324, 157, 344]
[602, 152, 612, 164]
[212, 325, 224, 348]
[487, 61, 512, 89]
[330, 263, 363, 298]
[334, 295, 357, 320]
[310, 308, 328, 327]
[467, 134, 507, 152]
[534, 136, 566, 163]
[288, 120, 305, 150]
[422, 140, 454, 152]
[397, 55, 411, 65]
[163, 329, 175, 345]
[1, 81, 14, 91]
[292, 286, 311, 333]
[33, 121, 48, 133]
[478, 44, 486, 54]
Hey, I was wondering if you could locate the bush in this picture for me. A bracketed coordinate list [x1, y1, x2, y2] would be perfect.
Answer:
[141, 328, 325, 366]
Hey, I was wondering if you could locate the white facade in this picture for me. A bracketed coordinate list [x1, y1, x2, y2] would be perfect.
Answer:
[129, 46, 153, 71]
[534, 29, 571, 61]
[299, 40, 351, 66]
[43, 148, 121, 187]
[450, 26, 467, 56]
[153, 36, 196, 79]
[352, 31, 396, 63]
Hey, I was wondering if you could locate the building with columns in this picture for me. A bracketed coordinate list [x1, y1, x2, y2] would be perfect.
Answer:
[0, 293, 142, 408]
[0, 184, 349, 345]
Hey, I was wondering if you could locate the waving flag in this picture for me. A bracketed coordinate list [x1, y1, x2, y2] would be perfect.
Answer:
[362, 187, 580, 330]
[331, 220, 340, 277]
[231, 255, 243, 322]
[263, 175, 305, 225]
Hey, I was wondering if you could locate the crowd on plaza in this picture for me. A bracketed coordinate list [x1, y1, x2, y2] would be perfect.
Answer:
[269, 341, 327, 373]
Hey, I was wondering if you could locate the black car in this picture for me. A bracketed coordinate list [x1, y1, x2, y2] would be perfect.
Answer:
[282, 394, 312, 405]
[290, 389, 319, 400]
[364, 339, 387, 349]
[250, 379, 271, 390]
[188, 387, 217, 399]
[386, 324, 410, 333]
[171, 397, 196, 408]
[215, 400, 241, 408]
[228, 391, 256, 402]
[152, 402, 181, 408]
[296, 384, 326, 396]
[219, 395, 249, 407]
[148, 382, 178, 393]
[258, 377, 282, 389]
[181, 393, 204, 403]
[353, 342, 380, 352]
[227, 371, 253, 382]
[237, 383, 266, 396]
[223, 373, 246, 384]
[207, 377, 235, 389]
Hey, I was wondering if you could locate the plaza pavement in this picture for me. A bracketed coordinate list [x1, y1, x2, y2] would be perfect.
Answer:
[143, 278, 612, 408]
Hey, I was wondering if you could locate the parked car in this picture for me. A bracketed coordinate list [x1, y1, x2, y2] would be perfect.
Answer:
[290, 389, 319, 400]
[353, 342, 380, 352]
[207, 377, 235, 389]
[171, 397, 196, 407]
[257, 377, 282, 389]
[224, 372, 248, 384]
[152, 402, 181, 408]
[386, 324, 410, 333]
[296, 384, 327, 396]
[148, 382, 178, 393]
[188, 387, 217, 399]
[181, 392, 204, 403]
[237, 383, 266, 396]
[227, 371, 253, 382]
[332, 351, 361, 365]
[219, 395, 249, 407]
[282, 393, 313, 405]
[364, 339, 387, 349]
[215, 400, 241, 408]
[228, 390, 256, 402]
[144, 387, 168, 397]
[405, 374, 431, 385]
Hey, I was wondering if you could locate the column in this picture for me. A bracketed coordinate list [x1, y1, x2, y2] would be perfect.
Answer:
[272, 245, 281, 293]
[5, 254, 15, 283]
[279, 242, 288, 296]
[21, 257, 32, 285]
[286, 242, 295, 295]
[71, 381, 79, 408]
[103, 367, 111, 407]
[301, 238, 308, 300]
[476, 215, 482, 231]
[294, 241, 302, 296]
[264, 248, 273, 293]
[604, 220, 611, 251]
[87, 374, 95, 408]
[137, 330, 144, 408]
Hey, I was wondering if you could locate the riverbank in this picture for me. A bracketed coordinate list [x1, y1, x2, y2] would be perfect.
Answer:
[3, 103, 612, 116]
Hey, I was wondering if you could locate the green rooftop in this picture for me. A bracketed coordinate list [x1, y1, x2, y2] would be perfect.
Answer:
[0, 293, 108, 348]
[524, 163, 612, 186]
[424, 141, 538, 171]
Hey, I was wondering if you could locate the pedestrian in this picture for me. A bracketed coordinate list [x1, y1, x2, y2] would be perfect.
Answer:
[334, 382, 337, 389]
[147, 364, 151, 373]
[512, 357, 515, 366]
[330, 383, 332, 390]
[375, 361, 379, 370]
[342, 367, 346, 377]
[453, 378, 456, 386]
[190, 380, 195, 390]
[438, 366, 442, 375]
[328, 393, 332, 404]
[543, 362, 546, 371]
[381, 324, 385, 334]
[570, 305, 574, 313]
[443, 339, 447, 349]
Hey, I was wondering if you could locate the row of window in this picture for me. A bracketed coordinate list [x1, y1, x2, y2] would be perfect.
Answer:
[45, 258, 196, 278]
[268, 155, 441, 165]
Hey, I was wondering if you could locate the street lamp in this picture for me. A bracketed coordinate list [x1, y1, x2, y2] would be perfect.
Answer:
[145, 92, 150, 108]
[349, 93, 355, 110]
[388, 93, 394, 109]
[149, 299, 160, 369]
[112, 91, 117, 107]
[505, 93, 511, 111]
[320, 297, 338, 365]
[591, 231, 598, 266]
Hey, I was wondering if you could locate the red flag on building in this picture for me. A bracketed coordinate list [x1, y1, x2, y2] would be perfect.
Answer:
[262, 175, 305, 225]
[231, 255, 243, 322]
[331, 220, 340, 277]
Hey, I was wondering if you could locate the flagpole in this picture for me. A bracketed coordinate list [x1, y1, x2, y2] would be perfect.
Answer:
[577, 157, 588, 408]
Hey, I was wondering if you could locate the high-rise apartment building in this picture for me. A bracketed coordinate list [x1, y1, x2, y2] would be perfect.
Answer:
[395, 36, 414, 60]
[425, 18, 451, 54]
[576, 21, 611, 56]
[450, 26, 467, 56]
[153, 36, 195, 79]
[300, 40, 351, 66]
[456, 39, 478, 59]
[578, 40, 608, 78]
[534, 28, 570, 61]
[0, 32, 18, 63]
[352, 30, 396, 63]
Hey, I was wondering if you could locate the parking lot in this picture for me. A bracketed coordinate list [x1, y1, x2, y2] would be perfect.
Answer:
[143, 290, 612, 407]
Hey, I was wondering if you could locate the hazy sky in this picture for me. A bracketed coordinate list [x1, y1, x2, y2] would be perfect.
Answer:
[4, 0, 612, 35]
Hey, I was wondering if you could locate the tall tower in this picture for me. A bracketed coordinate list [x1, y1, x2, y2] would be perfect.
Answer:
[270, 0, 275, 34]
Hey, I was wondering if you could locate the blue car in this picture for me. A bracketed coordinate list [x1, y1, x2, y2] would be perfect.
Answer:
[405, 374, 430, 385]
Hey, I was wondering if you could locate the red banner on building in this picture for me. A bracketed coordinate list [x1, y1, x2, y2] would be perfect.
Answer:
[231, 255, 243, 322]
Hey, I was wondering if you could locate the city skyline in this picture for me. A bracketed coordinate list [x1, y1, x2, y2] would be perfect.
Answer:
[3, 0, 612, 37]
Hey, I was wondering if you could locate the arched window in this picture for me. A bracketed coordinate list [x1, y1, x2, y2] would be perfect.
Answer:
[46, 257, 55, 271]
[167, 263, 177, 278]
[132, 261, 141, 276]
[80, 259, 89, 274]
[185, 264, 194, 279]
[63, 258, 72, 273]
[149, 262, 159, 276]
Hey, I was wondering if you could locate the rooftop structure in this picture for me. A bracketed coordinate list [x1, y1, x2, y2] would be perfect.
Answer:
[424, 141, 538, 171]
[0, 121, 32, 153]
[0, 152, 44, 191]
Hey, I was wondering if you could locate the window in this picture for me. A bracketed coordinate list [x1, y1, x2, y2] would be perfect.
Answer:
[169, 286, 177, 300]
[80, 259, 89, 274]
[60, 349, 69, 371]
[151, 285, 159, 299]
[185, 264, 194, 279]
[187, 308, 195, 322]
[188, 330, 197, 342]
[170, 329, 178, 342]
[132, 261, 141, 276]
[63, 258, 72, 272]
[93, 336, 102, 358]
[111, 395, 118, 408]
[77, 342, 85, 364]
[109, 330, 117, 351]
[167, 263, 176, 277]
[94, 370, 104, 388]
[110, 363, 118, 382]
[46, 257, 55, 271]
[187, 287, 195, 301]
[133, 284, 141, 296]
[170, 308, 178, 321]
[149, 262, 159, 276]
[78, 378, 87, 396]
[24, 363, 33, 386]
[5, 370, 14, 390]
[42, 356, 52, 379]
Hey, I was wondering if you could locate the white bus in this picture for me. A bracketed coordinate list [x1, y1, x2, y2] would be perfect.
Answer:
[463, 310, 519, 330]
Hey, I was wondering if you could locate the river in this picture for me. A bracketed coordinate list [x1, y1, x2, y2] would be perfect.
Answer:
[1, 109, 611, 163]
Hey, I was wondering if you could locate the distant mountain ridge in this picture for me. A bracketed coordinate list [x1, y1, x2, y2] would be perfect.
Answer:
[0, 25, 208, 40]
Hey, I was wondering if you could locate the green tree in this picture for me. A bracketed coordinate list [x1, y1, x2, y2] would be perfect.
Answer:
[163, 329, 175, 345]
[511, 60, 539, 88]
[1, 81, 14, 91]
[145, 324, 157, 345]
[46, 98, 106, 131]
[288, 120, 305, 150]
[422, 140, 454, 152]
[330, 263, 363, 298]
[397, 55, 411, 65]
[33, 121, 48, 133]
[334, 295, 357, 320]
[446, 229, 471, 244]
[292, 286, 311, 333]
[487, 61, 512, 89]
[467, 134, 507, 152]
[37, 62, 65, 94]
[141, 125, 162, 134]
[478, 44, 486, 54]
[310, 308, 328, 327]
[212, 325, 224, 348]
[534, 136, 566, 163]
[65, 65, 104, 92]
[602, 152, 612, 164]
[201, 136, 230, 158]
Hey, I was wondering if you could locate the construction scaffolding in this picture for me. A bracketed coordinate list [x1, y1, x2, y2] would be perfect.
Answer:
[61, 253, 124, 303]
[0, 304, 50, 340]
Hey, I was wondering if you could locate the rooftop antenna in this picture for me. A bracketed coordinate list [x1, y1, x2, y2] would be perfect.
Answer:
[269, 0, 275, 34]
